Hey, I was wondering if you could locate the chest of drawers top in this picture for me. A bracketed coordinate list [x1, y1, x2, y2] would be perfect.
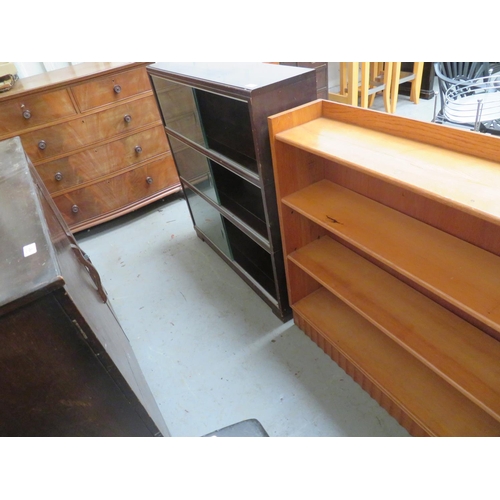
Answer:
[0, 62, 153, 139]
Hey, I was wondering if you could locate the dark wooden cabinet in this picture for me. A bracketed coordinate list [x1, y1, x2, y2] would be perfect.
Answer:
[0, 136, 169, 437]
[280, 62, 328, 99]
[147, 63, 317, 320]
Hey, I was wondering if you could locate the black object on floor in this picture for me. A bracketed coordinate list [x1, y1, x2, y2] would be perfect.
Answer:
[203, 419, 269, 437]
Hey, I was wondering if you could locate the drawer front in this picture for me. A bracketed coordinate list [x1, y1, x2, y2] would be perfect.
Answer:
[54, 154, 178, 226]
[37, 125, 170, 193]
[0, 89, 77, 137]
[20, 95, 161, 162]
[71, 67, 152, 111]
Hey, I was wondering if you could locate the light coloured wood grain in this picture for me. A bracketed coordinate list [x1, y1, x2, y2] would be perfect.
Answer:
[294, 289, 500, 437]
[294, 311, 429, 437]
[283, 180, 500, 336]
[320, 100, 500, 163]
[289, 236, 500, 421]
[275, 115, 500, 226]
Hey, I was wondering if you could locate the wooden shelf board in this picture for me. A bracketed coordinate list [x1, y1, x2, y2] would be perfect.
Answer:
[293, 288, 500, 437]
[275, 116, 500, 226]
[283, 180, 500, 335]
[289, 236, 500, 422]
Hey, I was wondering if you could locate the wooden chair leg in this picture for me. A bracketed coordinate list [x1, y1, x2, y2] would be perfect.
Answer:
[384, 62, 394, 113]
[389, 62, 401, 113]
[410, 62, 424, 104]
[346, 62, 359, 106]
[368, 62, 381, 108]
[340, 62, 347, 95]
[360, 63, 370, 108]
[329, 62, 359, 105]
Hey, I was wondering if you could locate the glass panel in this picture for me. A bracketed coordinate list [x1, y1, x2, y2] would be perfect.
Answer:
[193, 89, 257, 172]
[225, 219, 276, 299]
[150, 75, 205, 144]
[184, 185, 231, 259]
[168, 135, 218, 202]
[169, 135, 267, 238]
[210, 162, 267, 238]
[150, 75, 257, 174]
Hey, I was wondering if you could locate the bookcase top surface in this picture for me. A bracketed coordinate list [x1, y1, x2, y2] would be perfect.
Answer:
[148, 62, 313, 95]
[272, 100, 500, 226]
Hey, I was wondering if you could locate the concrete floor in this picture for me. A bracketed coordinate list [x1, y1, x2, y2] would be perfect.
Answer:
[76, 87, 437, 437]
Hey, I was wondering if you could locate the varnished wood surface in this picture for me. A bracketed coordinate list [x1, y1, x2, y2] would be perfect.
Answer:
[20, 96, 162, 163]
[283, 180, 500, 338]
[293, 297, 500, 437]
[276, 114, 500, 226]
[290, 236, 500, 421]
[0, 62, 143, 100]
[71, 66, 153, 112]
[0, 89, 77, 137]
[37, 125, 170, 194]
[269, 98, 500, 436]
[0, 63, 180, 232]
[54, 154, 178, 226]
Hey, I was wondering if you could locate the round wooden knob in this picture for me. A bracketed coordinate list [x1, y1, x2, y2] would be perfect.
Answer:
[114, 84, 122, 94]
[135, 145, 142, 154]
[124, 114, 132, 123]
[146, 176, 153, 184]
[71, 205, 79, 213]
[23, 109, 31, 119]
[38, 140, 47, 150]
[54, 172, 63, 181]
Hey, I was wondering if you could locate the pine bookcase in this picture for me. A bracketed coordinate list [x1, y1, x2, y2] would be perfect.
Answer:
[268, 99, 500, 436]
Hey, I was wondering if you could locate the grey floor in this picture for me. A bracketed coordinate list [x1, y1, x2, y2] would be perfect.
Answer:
[76, 86, 438, 437]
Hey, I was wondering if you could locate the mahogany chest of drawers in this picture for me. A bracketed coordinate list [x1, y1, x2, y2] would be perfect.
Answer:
[0, 62, 180, 232]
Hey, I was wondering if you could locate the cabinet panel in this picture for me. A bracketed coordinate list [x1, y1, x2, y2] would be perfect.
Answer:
[0, 136, 168, 437]
[38, 125, 170, 193]
[1, 292, 159, 437]
[0, 89, 77, 137]
[71, 66, 152, 111]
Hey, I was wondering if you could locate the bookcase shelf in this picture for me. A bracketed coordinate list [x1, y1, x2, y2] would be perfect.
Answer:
[148, 63, 317, 320]
[269, 99, 500, 436]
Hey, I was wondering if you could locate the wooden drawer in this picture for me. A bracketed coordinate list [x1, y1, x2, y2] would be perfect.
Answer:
[71, 67, 152, 112]
[20, 95, 162, 162]
[53, 154, 178, 226]
[37, 125, 170, 194]
[0, 89, 77, 137]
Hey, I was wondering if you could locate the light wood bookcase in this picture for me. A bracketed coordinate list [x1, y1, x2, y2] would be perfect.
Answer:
[268, 99, 500, 437]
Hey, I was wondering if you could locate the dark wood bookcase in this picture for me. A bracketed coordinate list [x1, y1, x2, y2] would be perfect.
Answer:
[147, 63, 317, 320]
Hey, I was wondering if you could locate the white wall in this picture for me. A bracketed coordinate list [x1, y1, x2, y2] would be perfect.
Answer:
[14, 62, 82, 79]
